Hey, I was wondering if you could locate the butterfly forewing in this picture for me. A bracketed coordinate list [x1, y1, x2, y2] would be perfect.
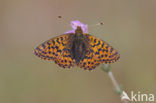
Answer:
[77, 34, 120, 71]
[85, 34, 120, 64]
[34, 33, 76, 68]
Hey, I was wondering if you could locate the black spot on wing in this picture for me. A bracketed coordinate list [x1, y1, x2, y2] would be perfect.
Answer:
[56, 38, 60, 44]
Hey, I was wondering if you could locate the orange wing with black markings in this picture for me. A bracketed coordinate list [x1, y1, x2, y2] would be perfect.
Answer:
[78, 51, 100, 71]
[34, 33, 76, 68]
[86, 34, 120, 63]
[77, 34, 120, 71]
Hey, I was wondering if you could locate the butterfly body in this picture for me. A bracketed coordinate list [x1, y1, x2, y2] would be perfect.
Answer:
[69, 27, 89, 64]
[34, 26, 120, 71]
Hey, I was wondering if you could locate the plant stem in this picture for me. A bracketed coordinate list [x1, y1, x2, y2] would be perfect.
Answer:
[101, 64, 131, 103]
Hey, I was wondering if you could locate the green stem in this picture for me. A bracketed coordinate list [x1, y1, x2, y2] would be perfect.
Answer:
[101, 64, 130, 103]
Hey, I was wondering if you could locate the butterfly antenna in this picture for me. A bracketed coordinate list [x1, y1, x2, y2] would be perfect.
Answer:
[88, 21, 104, 27]
[57, 16, 70, 26]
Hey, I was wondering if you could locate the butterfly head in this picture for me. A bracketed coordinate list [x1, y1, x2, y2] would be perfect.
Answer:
[75, 26, 83, 36]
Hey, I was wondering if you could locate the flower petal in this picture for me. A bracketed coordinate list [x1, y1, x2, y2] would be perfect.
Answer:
[65, 20, 88, 33]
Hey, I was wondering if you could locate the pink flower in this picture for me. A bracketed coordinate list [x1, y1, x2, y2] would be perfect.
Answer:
[65, 20, 88, 34]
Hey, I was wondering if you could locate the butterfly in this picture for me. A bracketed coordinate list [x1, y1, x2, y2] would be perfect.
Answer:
[34, 26, 120, 71]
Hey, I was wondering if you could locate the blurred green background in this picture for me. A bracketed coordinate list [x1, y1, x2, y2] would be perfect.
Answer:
[0, 0, 156, 103]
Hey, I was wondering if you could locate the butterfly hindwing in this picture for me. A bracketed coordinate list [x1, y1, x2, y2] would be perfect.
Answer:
[85, 34, 120, 64]
[34, 33, 75, 68]
[55, 49, 75, 68]
[78, 51, 100, 71]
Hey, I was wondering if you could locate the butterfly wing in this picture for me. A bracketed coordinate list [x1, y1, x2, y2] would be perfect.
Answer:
[78, 34, 120, 71]
[78, 51, 100, 71]
[85, 34, 120, 64]
[34, 33, 76, 68]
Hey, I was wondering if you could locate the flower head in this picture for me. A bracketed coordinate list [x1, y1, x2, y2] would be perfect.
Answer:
[65, 20, 88, 33]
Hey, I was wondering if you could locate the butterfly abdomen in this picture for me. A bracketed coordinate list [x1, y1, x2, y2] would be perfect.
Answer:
[70, 35, 88, 64]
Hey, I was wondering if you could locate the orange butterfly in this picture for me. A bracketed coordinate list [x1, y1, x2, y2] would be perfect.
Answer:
[34, 23, 120, 71]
